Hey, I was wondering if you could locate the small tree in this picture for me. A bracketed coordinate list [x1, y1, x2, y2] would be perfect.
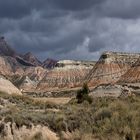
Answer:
[76, 83, 92, 104]
[82, 83, 89, 95]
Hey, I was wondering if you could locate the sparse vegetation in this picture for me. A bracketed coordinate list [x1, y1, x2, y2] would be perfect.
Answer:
[0, 91, 139, 140]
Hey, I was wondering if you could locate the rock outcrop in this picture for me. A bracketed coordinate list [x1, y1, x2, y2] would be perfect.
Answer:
[90, 84, 134, 98]
[0, 121, 58, 140]
[24, 66, 47, 81]
[17, 76, 37, 92]
[0, 76, 22, 95]
[37, 60, 95, 91]
[10, 67, 48, 92]
[86, 52, 140, 88]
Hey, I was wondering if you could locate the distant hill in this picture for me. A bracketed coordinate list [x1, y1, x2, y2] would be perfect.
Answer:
[23, 52, 42, 66]
[42, 58, 58, 69]
[0, 36, 17, 57]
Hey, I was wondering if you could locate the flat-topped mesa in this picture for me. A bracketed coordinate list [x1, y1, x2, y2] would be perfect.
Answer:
[119, 57, 140, 84]
[99, 51, 140, 64]
[56, 60, 95, 69]
[86, 51, 140, 88]
[37, 60, 95, 91]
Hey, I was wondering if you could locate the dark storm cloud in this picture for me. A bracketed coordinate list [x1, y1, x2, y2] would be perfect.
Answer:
[1, 0, 140, 61]
[50, 0, 104, 11]
[0, 0, 51, 19]
[101, 0, 140, 19]
[6, 18, 87, 54]
[0, 0, 31, 19]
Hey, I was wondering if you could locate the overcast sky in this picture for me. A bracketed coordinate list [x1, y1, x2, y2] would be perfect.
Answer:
[1, 0, 140, 61]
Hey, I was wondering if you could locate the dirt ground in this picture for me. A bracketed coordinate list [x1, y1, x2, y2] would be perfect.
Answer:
[33, 97, 71, 105]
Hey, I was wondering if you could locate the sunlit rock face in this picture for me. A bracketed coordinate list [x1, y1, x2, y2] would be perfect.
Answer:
[86, 52, 140, 88]
[0, 76, 22, 95]
[37, 60, 96, 91]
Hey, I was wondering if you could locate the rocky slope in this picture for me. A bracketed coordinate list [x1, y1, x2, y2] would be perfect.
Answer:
[0, 76, 22, 95]
[0, 56, 24, 76]
[37, 60, 95, 91]
[119, 57, 140, 83]
[86, 52, 140, 88]
[10, 67, 48, 92]
[24, 66, 47, 81]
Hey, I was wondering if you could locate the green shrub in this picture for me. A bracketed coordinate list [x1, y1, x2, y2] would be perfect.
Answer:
[76, 83, 92, 104]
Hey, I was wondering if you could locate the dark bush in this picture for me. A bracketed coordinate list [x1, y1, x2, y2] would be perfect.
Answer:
[76, 83, 92, 104]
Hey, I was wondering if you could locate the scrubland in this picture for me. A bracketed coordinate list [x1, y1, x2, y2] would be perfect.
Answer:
[0, 91, 139, 140]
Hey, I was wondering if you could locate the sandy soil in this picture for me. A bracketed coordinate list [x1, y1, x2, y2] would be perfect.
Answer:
[33, 97, 71, 105]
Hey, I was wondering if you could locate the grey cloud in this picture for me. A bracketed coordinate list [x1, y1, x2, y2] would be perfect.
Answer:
[0, 0, 31, 19]
[88, 18, 140, 55]
[101, 0, 140, 19]
[0, 0, 51, 19]
[5, 17, 87, 56]
[50, 0, 105, 11]
[1, 0, 140, 61]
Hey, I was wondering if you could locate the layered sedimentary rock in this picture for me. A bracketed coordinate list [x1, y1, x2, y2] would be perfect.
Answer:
[86, 52, 140, 88]
[0, 56, 24, 76]
[0, 56, 14, 76]
[20, 67, 47, 92]
[24, 66, 47, 81]
[0, 76, 22, 95]
[18, 76, 38, 92]
[37, 60, 95, 91]
[10, 67, 48, 92]
[119, 57, 140, 83]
